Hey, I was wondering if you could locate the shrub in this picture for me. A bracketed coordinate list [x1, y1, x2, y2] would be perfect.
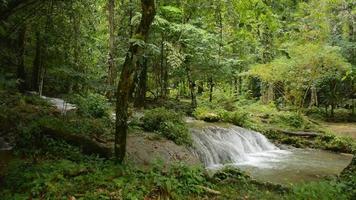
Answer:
[212, 167, 250, 182]
[193, 106, 222, 122]
[71, 93, 110, 118]
[289, 181, 348, 200]
[225, 110, 249, 127]
[142, 107, 192, 145]
[271, 112, 307, 129]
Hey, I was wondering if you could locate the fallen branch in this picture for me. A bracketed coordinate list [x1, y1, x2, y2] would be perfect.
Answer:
[196, 185, 221, 195]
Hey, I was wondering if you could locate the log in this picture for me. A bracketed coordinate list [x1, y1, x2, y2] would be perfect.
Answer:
[41, 127, 112, 158]
[279, 130, 320, 137]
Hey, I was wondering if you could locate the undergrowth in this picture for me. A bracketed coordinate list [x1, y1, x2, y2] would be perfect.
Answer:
[142, 107, 192, 146]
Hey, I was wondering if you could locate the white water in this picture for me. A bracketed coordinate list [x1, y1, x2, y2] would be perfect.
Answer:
[192, 126, 291, 169]
[41, 96, 76, 113]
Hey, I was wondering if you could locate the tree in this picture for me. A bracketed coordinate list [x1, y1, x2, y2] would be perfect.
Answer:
[115, 0, 156, 163]
[106, 0, 116, 99]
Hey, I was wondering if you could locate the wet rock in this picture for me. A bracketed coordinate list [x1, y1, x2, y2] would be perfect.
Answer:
[0, 137, 12, 151]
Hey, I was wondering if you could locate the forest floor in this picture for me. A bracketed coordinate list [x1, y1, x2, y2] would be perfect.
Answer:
[0, 92, 355, 199]
[322, 122, 356, 139]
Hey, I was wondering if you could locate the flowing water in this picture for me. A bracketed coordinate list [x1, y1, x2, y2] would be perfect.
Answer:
[190, 122, 353, 184]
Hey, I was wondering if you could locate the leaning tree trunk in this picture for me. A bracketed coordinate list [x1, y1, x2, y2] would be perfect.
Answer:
[106, 0, 116, 99]
[115, 0, 155, 163]
[17, 26, 27, 93]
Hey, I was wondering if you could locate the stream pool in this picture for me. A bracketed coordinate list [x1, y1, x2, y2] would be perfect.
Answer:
[225, 147, 352, 184]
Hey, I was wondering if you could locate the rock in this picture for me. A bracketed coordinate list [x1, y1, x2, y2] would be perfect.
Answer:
[202, 113, 220, 122]
[0, 137, 12, 151]
[126, 132, 201, 167]
[40, 96, 76, 114]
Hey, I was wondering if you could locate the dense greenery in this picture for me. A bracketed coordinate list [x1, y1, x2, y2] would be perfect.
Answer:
[142, 107, 192, 145]
[0, 0, 355, 199]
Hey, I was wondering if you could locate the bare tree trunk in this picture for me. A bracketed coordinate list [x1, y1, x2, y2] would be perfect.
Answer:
[134, 56, 148, 108]
[163, 54, 169, 98]
[197, 81, 204, 95]
[267, 83, 275, 103]
[208, 77, 214, 102]
[17, 26, 27, 93]
[38, 0, 53, 96]
[73, 13, 81, 92]
[32, 31, 41, 91]
[115, 0, 155, 163]
[106, 0, 116, 99]
[186, 66, 196, 108]
[159, 33, 165, 98]
[309, 84, 318, 108]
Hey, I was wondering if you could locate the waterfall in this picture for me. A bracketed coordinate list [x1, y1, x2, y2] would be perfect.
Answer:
[192, 125, 290, 169]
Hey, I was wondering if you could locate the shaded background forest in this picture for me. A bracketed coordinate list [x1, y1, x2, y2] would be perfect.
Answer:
[1, 0, 354, 119]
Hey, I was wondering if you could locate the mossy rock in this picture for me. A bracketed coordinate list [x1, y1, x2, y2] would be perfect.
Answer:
[201, 113, 220, 122]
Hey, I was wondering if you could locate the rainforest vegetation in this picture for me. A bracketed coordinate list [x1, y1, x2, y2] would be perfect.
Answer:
[0, 0, 355, 199]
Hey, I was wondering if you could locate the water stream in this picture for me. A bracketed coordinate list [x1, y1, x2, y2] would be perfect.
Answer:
[189, 121, 353, 184]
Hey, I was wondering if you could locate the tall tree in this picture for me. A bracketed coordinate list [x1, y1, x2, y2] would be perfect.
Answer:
[106, 0, 116, 99]
[115, 0, 156, 163]
[16, 25, 27, 92]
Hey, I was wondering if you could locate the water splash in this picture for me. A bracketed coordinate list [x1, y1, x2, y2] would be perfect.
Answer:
[192, 126, 290, 169]
[41, 96, 76, 113]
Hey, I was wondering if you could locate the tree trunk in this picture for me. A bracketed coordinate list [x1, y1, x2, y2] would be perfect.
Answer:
[186, 66, 196, 108]
[267, 83, 275, 103]
[163, 55, 169, 98]
[159, 33, 166, 98]
[73, 13, 81, 92]
[309, 84, 318, 108]
[208, 77, 214, 102]
[106, 0, 117, 99]
[32, 31, 41, 92]
[134, 56, 148, 108]
[17, 26, 27, 93]
[197, 81, 204, 95]
[331, 104, 335, 119]
[261, 82, 268, 104]
[115, 0, 155, 163]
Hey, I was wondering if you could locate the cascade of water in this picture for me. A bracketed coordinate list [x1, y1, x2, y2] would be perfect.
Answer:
[192, 126, 289, 168]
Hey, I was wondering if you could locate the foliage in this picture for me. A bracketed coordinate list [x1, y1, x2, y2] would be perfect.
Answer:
[0, 159, 209, 200]
[70, 93, 110, 118]
[142, 107, 192, 145]
[290, 181, 348, 200]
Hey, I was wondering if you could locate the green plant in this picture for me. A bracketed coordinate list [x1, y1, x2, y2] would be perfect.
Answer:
[142, 107, 192, 145]
[225, 110, 249, 127]
[193, 106, 223, 122]
[273, 112, 305, 128]
[289, 181, 348, 200]
[71, 93, 110, 118]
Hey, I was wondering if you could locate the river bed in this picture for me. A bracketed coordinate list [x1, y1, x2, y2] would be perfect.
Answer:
[188, 119, 353, 185]
[222, 147, 352, 185]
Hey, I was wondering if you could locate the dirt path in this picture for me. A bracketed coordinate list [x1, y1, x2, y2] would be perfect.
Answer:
[322, 122, 356, 139]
